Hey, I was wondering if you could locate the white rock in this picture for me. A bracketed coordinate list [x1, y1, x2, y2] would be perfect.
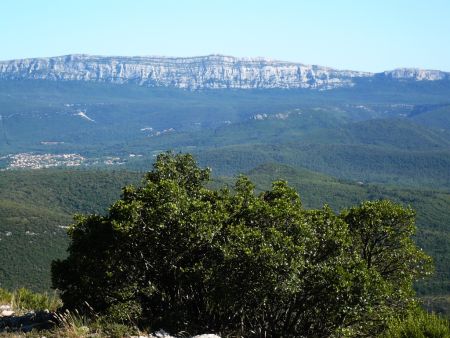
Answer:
[2, 54, 446, 91]
[0, 54, 374, 90]
[0, 309, 14, 317]
[151, 330, 176, 338]
[382, 68, 449, 81]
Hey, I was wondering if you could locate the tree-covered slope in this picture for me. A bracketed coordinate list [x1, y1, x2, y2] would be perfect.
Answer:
[0, 170, 141, 290]
[195, 143, 450, 189]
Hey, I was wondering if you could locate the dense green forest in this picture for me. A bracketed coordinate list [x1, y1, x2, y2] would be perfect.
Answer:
[0, 164, 449, 315]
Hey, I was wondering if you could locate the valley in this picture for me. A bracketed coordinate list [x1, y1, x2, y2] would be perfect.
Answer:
[0, 56, 450, 318]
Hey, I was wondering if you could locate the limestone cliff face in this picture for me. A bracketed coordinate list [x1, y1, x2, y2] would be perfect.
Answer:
[379, 68, 450, 81]
[0, 54, 447, 89]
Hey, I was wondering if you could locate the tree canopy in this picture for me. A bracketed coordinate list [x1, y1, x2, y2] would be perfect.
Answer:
[51, 152, 433, 337]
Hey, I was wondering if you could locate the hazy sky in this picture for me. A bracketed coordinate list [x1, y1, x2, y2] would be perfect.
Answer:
[1, 0, 450, 72]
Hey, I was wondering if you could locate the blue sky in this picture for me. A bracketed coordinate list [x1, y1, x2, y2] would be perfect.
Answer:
[1, 0, 450, 72]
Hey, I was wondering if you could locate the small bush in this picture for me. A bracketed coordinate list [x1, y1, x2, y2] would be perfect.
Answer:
[101, 322, 138, 338]
[12, 287, 61, 312]
[105, 300, 143, 323]
[381, 309, 450, 338]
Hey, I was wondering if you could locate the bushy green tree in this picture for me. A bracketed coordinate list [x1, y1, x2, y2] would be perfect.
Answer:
[342, 201, 433, 311]
[52, 152, 432, 337]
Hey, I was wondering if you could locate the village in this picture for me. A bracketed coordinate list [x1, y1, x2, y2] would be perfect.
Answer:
[4, 153, 86, 169]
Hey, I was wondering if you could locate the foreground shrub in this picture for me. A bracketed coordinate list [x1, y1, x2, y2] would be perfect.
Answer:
[52, 152, 433, 337]
[0, 287, 61, 312]
[12, 287, 61, 312]
[380, 308, 450, 338]
[51, 309, 138, 338]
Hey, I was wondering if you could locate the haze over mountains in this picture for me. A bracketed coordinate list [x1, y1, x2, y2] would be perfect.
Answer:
[1, 54, 449, 90]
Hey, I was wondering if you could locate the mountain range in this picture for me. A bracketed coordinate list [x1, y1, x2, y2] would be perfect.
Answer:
[1, 54, 449, 90]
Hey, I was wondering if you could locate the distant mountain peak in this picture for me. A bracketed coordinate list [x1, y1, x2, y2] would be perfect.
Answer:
[0, 54, 448, 90]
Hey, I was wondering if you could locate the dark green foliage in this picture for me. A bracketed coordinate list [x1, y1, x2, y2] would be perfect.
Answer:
[52, 153, 432, 337]
[341, 200, 433, 323]
[245, 163, 450, 299]
[342, 201, 432, 283]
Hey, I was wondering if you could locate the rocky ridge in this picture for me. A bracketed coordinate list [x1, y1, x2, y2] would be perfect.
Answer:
[379, 68, 450, 81]
[0, 54, 448, 90]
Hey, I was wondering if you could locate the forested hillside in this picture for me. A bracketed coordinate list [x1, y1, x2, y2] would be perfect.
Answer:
[0, 165, 449, 315]
[0, 170, 141, 290]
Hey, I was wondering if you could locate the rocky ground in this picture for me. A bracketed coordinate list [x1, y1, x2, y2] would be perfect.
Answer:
[1, 304, 221, 337]
[0, 304, 56, 333]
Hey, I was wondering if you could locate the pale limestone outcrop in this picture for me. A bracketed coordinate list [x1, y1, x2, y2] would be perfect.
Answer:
[0, 54, 368, 89]
[0, 54, 447, 90]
